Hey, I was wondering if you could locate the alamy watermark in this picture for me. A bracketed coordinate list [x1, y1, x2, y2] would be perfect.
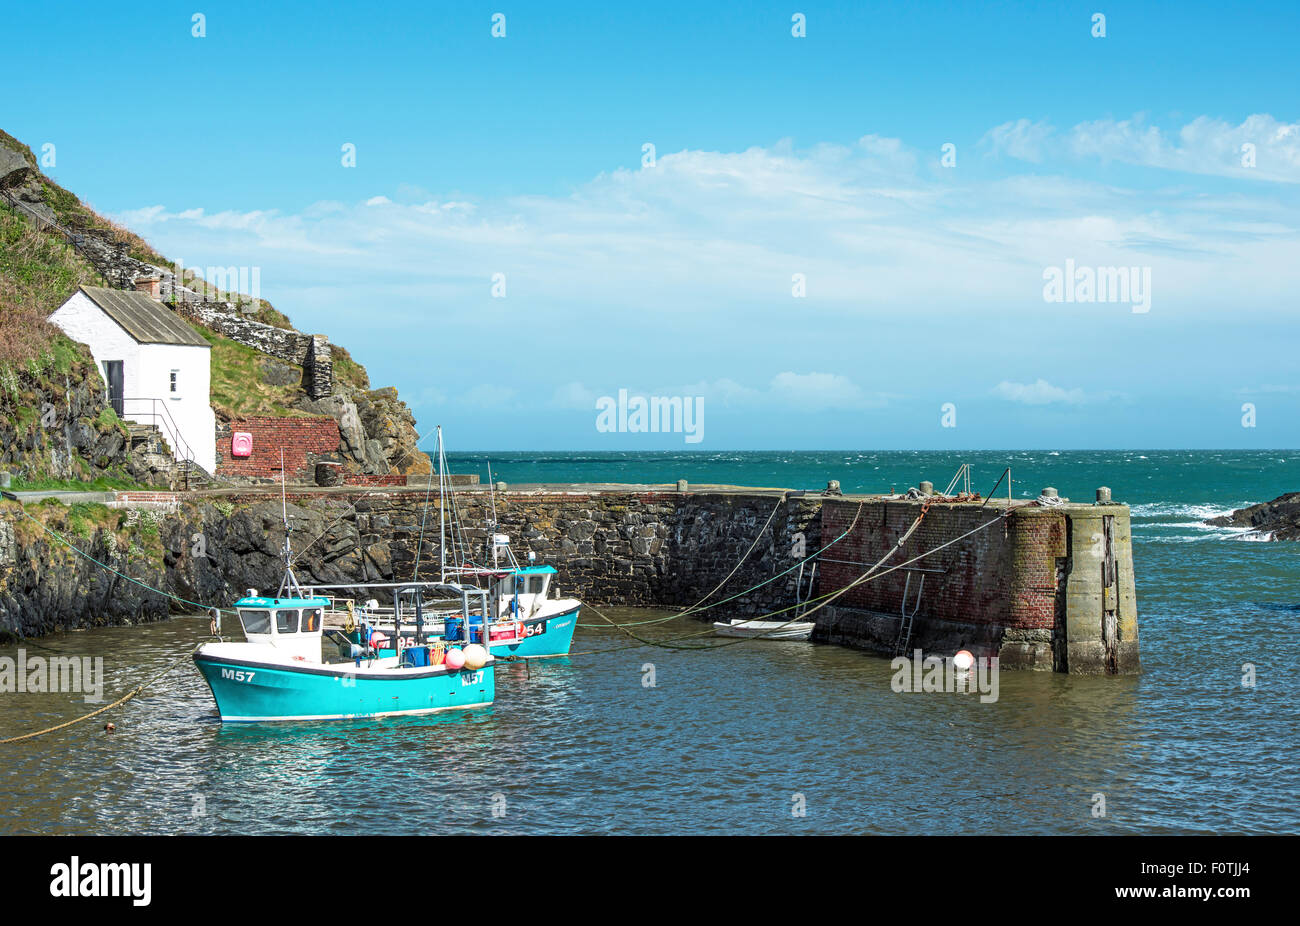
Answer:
[596, 389, 704, 444]
[1043, 259, 1150, 313]
[890, 649, 999, 703]
[0, 649, 104, 702]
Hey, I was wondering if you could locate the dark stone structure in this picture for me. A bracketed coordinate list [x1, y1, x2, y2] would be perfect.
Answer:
[0, 484, 1140, 673]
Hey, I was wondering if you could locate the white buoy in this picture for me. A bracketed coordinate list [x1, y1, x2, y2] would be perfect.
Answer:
[462, 643, 489, 671]
[953, 649, 975, 672]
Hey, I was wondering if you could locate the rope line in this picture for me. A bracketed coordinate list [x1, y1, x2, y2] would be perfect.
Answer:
[673, 492, 789, 618]
[7, 502, 234, 615]
[577, 501, 1011, 652]
[574, 500, 867, 628]
[0, 645, 200, 744]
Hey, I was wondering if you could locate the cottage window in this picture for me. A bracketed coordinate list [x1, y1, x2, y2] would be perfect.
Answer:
[169, 370, 179, 395]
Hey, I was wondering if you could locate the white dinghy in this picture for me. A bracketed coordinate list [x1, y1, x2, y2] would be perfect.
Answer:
[712, 618, 814, 641]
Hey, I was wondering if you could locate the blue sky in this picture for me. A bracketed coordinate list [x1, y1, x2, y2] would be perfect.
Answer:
[6, 1, 1299, 449]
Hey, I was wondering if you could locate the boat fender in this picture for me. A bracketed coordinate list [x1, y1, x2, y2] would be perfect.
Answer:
[444, 647, 466, 671]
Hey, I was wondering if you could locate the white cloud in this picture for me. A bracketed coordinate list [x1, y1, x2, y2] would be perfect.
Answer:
[767, 372, 893, 409]
[110, 114, 1300, 413]
[556, 373, 892, 414]
[981, 118, 1056, 163]
[983, 113, 1300, 183]
[991, 379, 1087, 405]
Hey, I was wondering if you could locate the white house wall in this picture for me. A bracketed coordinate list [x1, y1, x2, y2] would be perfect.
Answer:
[48, 291, 217, 474]
[128, 342, 217, 475]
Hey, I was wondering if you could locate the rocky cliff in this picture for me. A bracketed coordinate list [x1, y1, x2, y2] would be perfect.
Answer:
[0, 127, 427, 485]
[0, 339, 175, 487]
[1206, 493, 1300, 540]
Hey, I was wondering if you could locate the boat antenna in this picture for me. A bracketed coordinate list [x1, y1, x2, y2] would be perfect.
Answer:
[276, 449, 304, 598]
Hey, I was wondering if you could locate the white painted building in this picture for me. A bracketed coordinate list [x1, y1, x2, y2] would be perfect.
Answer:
[49, 285, 217, 475]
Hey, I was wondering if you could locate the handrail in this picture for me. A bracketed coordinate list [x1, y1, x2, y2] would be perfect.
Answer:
[121, 396, 199, 488]
[0, 186, 113, 288]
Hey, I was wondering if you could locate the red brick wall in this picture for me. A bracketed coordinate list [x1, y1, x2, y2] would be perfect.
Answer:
[818, 500, 1065, 630]
[216, 416, 341, 482]
[342, 473, 405, 487]
[113, 491, 180, 504]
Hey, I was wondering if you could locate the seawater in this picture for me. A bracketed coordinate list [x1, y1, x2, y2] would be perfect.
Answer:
[1, 451, 1297, 834]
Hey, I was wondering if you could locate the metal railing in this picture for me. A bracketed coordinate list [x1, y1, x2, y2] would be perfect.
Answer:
[121, 397, 201, 489]
[0, 187, 115, 289]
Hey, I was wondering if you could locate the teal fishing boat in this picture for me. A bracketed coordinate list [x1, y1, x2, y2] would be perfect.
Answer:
[350, 426, 583, 659]
[193, 469, 496, 723]
[193, 586, 495, 723]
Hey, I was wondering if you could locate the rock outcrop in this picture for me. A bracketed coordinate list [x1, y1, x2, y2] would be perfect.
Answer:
[1206, 493, 1300, 540]
[0, 346, 175, 487]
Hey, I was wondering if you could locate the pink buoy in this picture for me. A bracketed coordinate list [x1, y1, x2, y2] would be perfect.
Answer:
[444, 647, 466, 670]
[953, 649, 975, 672]
[370, 632, 388, 649]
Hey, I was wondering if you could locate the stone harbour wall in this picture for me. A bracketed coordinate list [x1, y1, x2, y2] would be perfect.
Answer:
[0, 486, 1139, 673]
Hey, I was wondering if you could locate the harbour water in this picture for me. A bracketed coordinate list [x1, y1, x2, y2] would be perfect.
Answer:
[1, 451, 1297, 834]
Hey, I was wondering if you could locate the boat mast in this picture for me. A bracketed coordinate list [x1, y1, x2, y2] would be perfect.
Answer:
[437, 426, 446, 582]
[276, 448, 304, 598]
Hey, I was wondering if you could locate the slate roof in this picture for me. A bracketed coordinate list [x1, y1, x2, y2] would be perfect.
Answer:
[78, 286, 210, 347]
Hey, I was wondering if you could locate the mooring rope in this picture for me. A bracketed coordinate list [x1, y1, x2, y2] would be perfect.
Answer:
[577, 501, 1012, 652]
[0, 644, 201, 745]
[582, 501, 935, 650]
[672, 491, 791, 617]
[3, 499, 235, 616]
[575, 499, 868, 629]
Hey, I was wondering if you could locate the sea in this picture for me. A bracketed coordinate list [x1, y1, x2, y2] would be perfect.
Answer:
[1, 450, 1297, 834]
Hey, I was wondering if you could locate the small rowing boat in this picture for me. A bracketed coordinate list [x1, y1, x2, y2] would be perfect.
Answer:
[712, 618, 814, 641]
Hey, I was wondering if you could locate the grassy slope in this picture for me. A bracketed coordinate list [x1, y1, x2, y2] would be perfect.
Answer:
[0, 129, 373, 425]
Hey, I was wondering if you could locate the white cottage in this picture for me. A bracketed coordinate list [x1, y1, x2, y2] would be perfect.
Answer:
[49, 284, 217, 475]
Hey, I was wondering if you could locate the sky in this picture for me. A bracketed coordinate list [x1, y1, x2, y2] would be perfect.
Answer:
[4, 1, 1299, 450]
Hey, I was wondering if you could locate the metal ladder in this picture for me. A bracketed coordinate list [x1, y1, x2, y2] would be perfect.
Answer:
[893, 571, 925, 656]
[793, 560, 818, 619]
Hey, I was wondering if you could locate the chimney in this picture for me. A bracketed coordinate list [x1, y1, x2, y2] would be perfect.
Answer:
[134, 275, 162, 300]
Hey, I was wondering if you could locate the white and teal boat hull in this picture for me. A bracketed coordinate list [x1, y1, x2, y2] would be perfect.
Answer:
[194, 644, 494, 723]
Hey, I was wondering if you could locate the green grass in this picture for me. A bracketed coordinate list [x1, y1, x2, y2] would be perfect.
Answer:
[330, 344, 370, 391]
[8, 475, 146, 492]
[197, 325, 311, 419]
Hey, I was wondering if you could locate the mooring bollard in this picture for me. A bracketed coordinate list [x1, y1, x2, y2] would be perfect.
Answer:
[676, 479, 688, 492]
[1041, 486, 1059, 498]
[496, 481, 507, 493]
[825, 480, 842, 496]
[919, 481, 933, 496]
[1096, 486, 1112, 504]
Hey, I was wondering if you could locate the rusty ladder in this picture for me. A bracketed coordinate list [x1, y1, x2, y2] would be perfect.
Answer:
[893, 571, 925, 656]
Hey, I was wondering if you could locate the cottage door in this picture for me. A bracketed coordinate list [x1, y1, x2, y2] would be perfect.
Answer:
[103, 360, 124, 417]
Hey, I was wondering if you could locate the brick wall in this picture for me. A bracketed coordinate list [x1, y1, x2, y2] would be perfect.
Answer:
[215, 416, 341, 482]
[818, 500, 1069, 629]
[343, 473, 405, 487]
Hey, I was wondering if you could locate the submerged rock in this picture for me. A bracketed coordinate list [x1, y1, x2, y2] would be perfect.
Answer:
[1206, 493, 1300, 540]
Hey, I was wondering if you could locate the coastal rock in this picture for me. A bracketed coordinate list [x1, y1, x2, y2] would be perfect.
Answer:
[1206, 493, 1300, 540]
